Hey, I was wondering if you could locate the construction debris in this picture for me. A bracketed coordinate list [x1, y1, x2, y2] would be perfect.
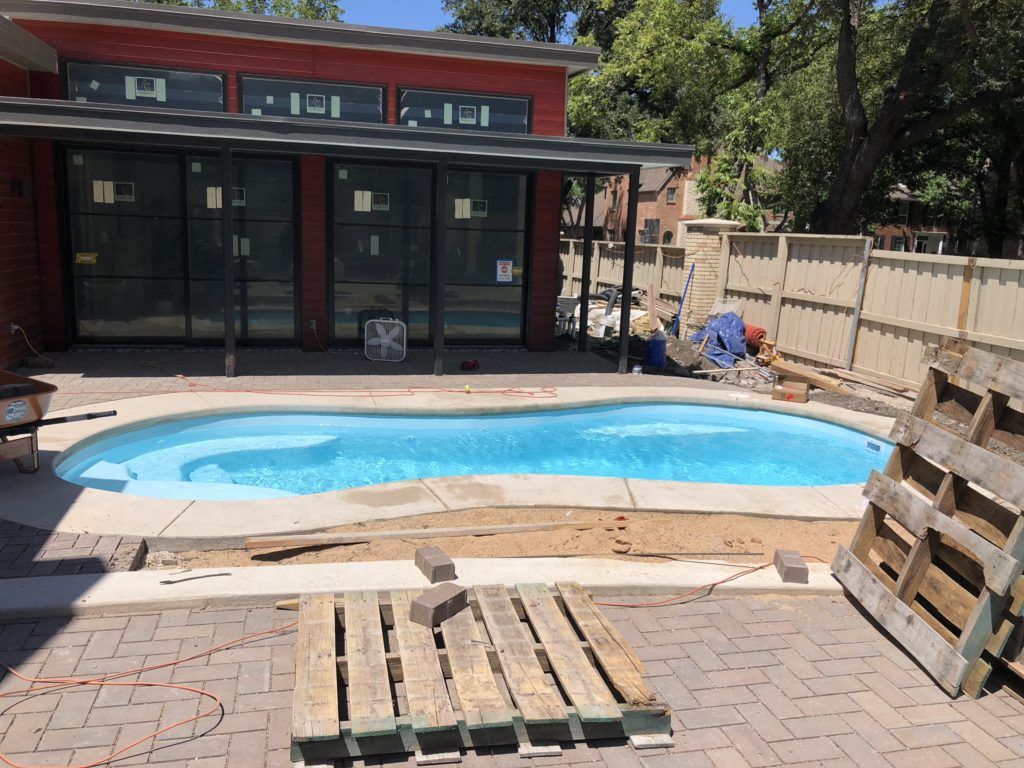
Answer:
[773, 549, 809, 583]
[410, 582, 468, 627]
[834, 342, 1024, 699]
[415, 546, 456, 583]
[769, 359, 848, 394]
[771, 379, 808, 404]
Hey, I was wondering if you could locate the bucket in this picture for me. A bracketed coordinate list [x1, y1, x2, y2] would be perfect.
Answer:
[643, 329, 667, 368]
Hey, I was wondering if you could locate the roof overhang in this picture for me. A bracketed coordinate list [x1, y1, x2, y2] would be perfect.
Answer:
[0, 98, 693, 175]
[0, 0, 600, 76]
[0, 15, 57, 73]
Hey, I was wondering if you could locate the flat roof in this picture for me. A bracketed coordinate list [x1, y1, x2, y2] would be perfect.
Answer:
[0, 0, 601, 75]
[0, 98, 693, 174]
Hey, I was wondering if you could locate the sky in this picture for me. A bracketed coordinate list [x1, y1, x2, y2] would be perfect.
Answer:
[341, 0, 759, 32]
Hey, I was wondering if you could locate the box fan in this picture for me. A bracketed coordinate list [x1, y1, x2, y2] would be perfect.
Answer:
[364, 318, 407, 362]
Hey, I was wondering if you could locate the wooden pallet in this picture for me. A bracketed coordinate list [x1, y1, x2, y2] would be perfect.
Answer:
[835, 343, 1024, 698]
[290, 583, 671, 764]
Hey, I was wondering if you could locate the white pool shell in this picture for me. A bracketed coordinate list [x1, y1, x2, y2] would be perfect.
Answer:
[1, 386, 894, 544]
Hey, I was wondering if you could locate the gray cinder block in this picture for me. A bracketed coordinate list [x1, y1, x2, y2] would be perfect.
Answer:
[774, 549, 809, 584]
[410, 582, 468, 627]
[415, 546, 456, 583]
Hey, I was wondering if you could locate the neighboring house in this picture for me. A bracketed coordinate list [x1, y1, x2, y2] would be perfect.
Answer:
[872, 186, 957, 254]
[0, 0, 692, 370]
[600, 163, 704, 245]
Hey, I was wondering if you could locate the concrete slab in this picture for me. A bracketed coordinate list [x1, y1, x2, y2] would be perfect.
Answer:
[0, 558, 841, 618]
[422, 474, 635, 512]
[626, 480, 857, 520]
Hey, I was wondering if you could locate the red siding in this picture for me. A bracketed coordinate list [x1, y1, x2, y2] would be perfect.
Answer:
[300, 155, 328, 351]
[0, 61, 43, 369]
[17, 21, 568, 135]
[527, 170, 562, 351]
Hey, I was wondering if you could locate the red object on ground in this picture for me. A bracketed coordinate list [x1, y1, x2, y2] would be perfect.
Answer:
[460, 359, 480, 371]
[745, 324, 767, 345]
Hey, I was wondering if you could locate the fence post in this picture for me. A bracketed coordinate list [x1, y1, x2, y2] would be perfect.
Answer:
[654, 246, 665, 298]
[717, 233, 731, 299]
[844, 237, 872, 370]
[956, 258, 977, 339]
[768, 235, 790, 340]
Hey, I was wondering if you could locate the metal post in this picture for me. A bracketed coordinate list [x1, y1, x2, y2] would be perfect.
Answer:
[431, 160, 448, 376]
[221, 147, 236, 378]
[577, 173, 596, 352]
[618, 168, 640, 373]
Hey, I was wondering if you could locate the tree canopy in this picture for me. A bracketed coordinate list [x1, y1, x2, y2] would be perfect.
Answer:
[140, 0, 343, 21]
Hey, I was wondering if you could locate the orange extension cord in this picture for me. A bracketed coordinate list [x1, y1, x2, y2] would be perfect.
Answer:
[0, 620, 298, 768]
[594, 553, 828, 608]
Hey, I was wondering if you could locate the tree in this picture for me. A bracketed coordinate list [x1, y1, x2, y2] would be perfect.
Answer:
[811, 0, 1024, 233]
[439, 0, 636, 46]
[140, 0, 343, 21]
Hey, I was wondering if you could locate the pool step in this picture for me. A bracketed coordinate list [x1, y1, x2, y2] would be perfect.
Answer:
[290, 582, 671, 764]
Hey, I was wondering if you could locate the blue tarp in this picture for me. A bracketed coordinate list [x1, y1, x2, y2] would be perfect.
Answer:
[690, 312, 746, 368]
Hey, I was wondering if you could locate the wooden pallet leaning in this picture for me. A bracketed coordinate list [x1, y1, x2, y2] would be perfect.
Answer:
[834, 343, 1024, 698]
[291, 582, 670, 764]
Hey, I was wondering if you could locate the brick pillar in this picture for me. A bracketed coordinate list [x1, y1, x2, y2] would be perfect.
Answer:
[681, 219, 742, 326]
[300, 155, 328, 351]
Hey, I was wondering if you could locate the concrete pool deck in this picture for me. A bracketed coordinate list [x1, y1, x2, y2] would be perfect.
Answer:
[0, 385, 892, 540]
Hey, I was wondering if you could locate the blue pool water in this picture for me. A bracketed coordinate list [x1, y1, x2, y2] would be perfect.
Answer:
[55, 404, 891, 501]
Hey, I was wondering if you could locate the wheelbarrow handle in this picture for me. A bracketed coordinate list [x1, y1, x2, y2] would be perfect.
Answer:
[33, 410, 117, 428]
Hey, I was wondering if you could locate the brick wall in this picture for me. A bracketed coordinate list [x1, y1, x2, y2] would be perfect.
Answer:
[681, 225, 733, 325]
[0, 60, 44, 370]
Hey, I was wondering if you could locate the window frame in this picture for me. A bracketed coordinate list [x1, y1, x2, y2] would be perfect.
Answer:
[237, 73, 388, 123]
[666, 187, 677, 204]
[395, 85, 533, 134]
[62, 58, 229, 113]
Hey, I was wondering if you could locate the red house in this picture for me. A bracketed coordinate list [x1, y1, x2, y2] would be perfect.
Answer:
[0, 0, 691, 374]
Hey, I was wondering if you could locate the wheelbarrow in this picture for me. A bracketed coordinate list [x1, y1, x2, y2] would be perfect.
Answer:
[1, 370, 115, 473]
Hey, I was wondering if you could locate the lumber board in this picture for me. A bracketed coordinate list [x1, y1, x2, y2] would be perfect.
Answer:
[0, 437, 33, 460]
[929, 346, 1024, 403]
[438, 605, 512, 729]
[833, 546, 969, 696]
[389, 591, 458, 734]
[864, 472, 1019, 596]
[516, 584, 622, 723]
[821, 368, 915, 396]
[292, 594, 340, 742]
[344, 592, 397, 737]
[891, 414, 1024, 512]
[556, 582, 655, 706]
[246, 520, 630, 551]
[473, 585, 568, 726]
[769, 359, 848, 394]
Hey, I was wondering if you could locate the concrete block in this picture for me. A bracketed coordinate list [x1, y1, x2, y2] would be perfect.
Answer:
[410, 582, 468, 627]
[415, 546, 456, 583]
[774, 549, 809, 584]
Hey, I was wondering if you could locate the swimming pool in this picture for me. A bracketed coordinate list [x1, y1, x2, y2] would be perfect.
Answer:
[55, 404, 890, 501]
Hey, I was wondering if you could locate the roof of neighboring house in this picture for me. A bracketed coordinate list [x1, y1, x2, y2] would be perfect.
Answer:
[0, 0, 601, 75]
[639, 166, 681, 195]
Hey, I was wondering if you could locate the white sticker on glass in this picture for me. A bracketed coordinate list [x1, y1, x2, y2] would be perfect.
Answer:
[266, 95, 274, 105]
[102, 181, 114, 204]
[72, 154, 84, 166]
[89, 80, 100, 91]
[370, 235, 380, 256]
[290, 92, 301, 115]
[240, 237, 251, 257]
[407, 120, 417, 127]
[372, 192, 390, 212]
[124, 75, 136, 100]
[92, 179, 105, 203]
[206, 186, 221, 210]
[307, 94, 326, 115]
[191, 162, 202, 173]
[155, 79, 167, 102]
[443, 103, 453, 125]
[330, 95, 341, 119]
[338, 168, 348, 180]
[459, 105, 477, 125]
[251, 108, 262, 116]
[114, 182, 135, 202]
[481, 105, 490, 127]
[424, 109, 432, 118]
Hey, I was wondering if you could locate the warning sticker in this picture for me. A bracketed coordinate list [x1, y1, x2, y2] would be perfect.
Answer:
[496, 259, 513, 283]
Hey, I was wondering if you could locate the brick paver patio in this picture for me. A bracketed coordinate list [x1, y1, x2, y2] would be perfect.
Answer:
[1, 594, 1022, 768]
[15, 348, 717, 410]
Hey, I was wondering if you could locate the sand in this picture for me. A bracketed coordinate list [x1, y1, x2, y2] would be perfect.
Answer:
[147, 506, 855, 570]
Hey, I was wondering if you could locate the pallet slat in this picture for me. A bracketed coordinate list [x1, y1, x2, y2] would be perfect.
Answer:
[516, 584, 622, 724]
[474, 585, 569, 726]
[344, 591, 397, 737]
[556, 582, 655, 706]
[292, 594, 340, 742]
[439, 604, 513, 729]
[389, 591, 458, 734]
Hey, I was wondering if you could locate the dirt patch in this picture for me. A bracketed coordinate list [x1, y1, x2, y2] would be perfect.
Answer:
[146, 507, 855, 570]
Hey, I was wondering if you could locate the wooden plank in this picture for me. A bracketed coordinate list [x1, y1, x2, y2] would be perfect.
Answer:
[864, 472, 1020, 595]
[891, 414, 1024, 509]
[0, 437, 33, 461]
[515, 584, 621, 723]
[833, 546, 969, 696]
[556, 582, 656, 706]
[956, 347, 1024, 402]
[389, 591, 457, 734]
[474, 585, 568, 726]
[246, 520, 630, 551]
[770, 358, 848, 394]
[292, 594, 340, 742]
[344, 591, 397, 737]
[438, 604, 512, 729]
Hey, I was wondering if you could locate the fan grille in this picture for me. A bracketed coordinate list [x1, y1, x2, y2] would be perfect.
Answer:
[364, 318, 407, 362]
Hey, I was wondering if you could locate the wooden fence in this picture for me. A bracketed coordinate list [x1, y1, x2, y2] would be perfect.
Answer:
[559, 240, 690, 319]
[718, 233, 1024, 386]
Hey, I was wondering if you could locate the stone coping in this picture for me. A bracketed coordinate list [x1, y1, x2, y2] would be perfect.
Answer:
[0, 387, 892, 539]
[0, 557, 842, 618]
